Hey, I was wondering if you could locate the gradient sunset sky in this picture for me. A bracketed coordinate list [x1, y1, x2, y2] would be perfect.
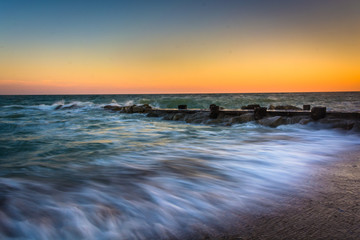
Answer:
[1, 0, 359, 94]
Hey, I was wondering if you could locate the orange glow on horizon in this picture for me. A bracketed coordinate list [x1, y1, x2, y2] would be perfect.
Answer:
[1, 36, 359, 94]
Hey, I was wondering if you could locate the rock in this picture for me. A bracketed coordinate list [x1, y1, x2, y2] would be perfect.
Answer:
[254, 107, 267, 120]
[217, 112, 227, 119]
[163, 113, 175, 120]
[258, 116, 286, 128]
[230, 113, 254, 124]
[303, 105, 311, 110]
[111, 104, 151, 113]
[319, 118, 355, 130]
[172, 113, 185, 121]
[299, 118, 311, 125]
[123, 105, 134, 113]
[286, 116, 307, 124]
[132, 106, 143, 113]
[205, 118, 224, 124]
[192, 118, 205, 124]
[185, 112, 208, 123]
[132, 105, 143, 113]
[241, 104, 260, 110]
[332, 121, 355, 130]
[104, 105, 123, 111]
[351, 122, 360, 132]
[55, 105, 63, 110]
[131, 104, 152, 113]
[178, 105, 187, 110]
[146, 112, 160, 118]
[311, 107, 326, 120]
[209, 104, 220, 119]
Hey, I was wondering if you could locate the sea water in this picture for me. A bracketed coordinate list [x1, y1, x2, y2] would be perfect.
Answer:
[0, 92, 359, 239]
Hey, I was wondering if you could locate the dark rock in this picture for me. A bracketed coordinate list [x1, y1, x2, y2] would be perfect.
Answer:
[254, 107, 267, 120]
[172, 113, 185, 121]
[185, 112, 209, 123]
[258, 116, 286, 128]
[241, 104, 260, 110]
[163, 113, 176, 120]
[351, 122, 360, 132]
[311, 107, 326, 120]
[299, 118, 311, 125]
[205, 118, 224, 124]
[286, 116, 308, 124]
[319, 118, 355, 130]
[104, 104, 152, 113]
[209, 104, 217, 110]
[332, 121, 355, 130]
[55, 105, 63, 110]
[132, 105, 145, 113]
[123, 105, 134, 113]
[146, 112, 160, 118]
[178, 105, 187, 110]
[104, 105, 122, 111]
[230, 113, 254, 124]
[126, 104, 152, 113]
[303, 105, 311, 110]
[192, 118, 205, 124]
[209, 104, 220, 119]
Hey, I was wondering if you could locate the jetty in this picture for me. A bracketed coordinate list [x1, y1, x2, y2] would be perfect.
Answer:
[103, 104, 360, 131]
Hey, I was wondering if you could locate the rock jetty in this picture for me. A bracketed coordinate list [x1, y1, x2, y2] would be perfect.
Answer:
[103, 104, 360, 132]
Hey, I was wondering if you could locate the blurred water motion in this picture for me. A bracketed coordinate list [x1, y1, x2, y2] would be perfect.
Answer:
[0, 93, 359, 239]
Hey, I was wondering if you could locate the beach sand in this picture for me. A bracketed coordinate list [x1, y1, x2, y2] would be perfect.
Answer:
[202, 149, 360, 240]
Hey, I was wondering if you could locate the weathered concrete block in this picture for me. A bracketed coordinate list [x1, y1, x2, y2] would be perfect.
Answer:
[209, 104, 220, 119]
[254, 107, 267, 120]
[311, 107, 326, 120]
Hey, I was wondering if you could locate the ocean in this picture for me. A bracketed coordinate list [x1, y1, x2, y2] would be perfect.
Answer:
[0, 92, 359, 239]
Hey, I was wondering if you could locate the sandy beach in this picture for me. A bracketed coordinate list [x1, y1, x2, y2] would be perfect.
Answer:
[205, 148, 360, 240]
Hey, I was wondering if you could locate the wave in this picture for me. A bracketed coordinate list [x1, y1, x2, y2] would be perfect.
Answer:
[1, 92, 360, 112]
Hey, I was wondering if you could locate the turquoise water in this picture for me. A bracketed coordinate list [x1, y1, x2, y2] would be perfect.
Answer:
[0, 93, 359, 239]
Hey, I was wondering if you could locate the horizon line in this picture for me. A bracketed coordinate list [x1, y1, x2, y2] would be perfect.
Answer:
[1, 90, 359, 96]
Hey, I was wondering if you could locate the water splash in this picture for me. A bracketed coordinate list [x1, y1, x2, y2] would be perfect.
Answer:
[0, 93, 359, 239]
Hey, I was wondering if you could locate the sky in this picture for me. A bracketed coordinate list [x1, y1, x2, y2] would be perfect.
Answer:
[0, 0, 359, 94]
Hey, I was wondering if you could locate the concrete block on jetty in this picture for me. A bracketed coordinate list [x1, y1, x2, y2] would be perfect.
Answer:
[209, 104, 220, 119]
[103, 103, 360, 131]
[254, 107, 267, 120]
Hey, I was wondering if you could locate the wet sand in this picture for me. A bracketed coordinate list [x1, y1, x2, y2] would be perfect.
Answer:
[205, 149, 360, 240]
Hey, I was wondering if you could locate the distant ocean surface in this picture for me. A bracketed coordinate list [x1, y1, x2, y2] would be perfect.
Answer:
[1, 92, 360, 239]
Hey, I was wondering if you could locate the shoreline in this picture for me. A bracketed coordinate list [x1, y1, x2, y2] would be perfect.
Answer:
[204, 148, 360, 240]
